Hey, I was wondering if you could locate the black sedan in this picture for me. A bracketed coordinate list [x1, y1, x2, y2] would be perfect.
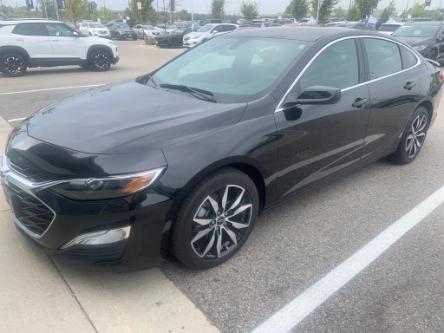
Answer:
[107, 22, 137, 40]
[155, 27, 192, 48]
[2, 28, 441, 270]
[392, 21, 444, 64]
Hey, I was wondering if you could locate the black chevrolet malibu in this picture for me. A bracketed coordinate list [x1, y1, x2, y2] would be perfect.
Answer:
[2, 28, 442, 270]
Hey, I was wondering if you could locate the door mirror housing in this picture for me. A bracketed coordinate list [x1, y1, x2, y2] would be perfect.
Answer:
[73, 31, 79, 37]
[291, 85, 341, 105]
[212, 30, 218, 34]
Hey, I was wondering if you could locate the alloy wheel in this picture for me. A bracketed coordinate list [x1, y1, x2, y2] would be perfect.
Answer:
[93, 52, 110, 70]
[190, 185, 253, 259]
[405, 113, 428, 159]
[3, 56, 26, 75]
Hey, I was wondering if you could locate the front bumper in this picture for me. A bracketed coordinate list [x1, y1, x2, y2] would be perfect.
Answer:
[1, 158, 173, 270]
[183, 40, 199, 47]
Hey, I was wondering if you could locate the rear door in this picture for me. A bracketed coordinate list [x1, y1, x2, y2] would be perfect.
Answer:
[361, 37, 422, 159]
[274, 38, 370, 197]
[44, 23, 85, 59]
[11, 23, 53, 58]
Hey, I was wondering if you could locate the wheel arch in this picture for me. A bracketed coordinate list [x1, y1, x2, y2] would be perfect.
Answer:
[0, 45, 30, 63]
[87, 45, 113, 60]
[418, 100, 433, 121]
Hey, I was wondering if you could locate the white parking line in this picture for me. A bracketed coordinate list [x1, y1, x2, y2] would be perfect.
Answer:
[252, 185, 444, 333]
[0, 84, 105, 96]
[7, 117, 26, 123]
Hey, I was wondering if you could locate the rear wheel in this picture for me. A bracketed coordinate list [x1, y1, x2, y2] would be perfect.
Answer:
[171, 169, 259, 269]
[391, 107, 430, 164]
[88, 49, 112, 71]
[1, 52, 27, 77]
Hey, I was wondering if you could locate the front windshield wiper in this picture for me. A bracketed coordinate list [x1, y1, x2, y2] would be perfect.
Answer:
[159, 83, 217, 103]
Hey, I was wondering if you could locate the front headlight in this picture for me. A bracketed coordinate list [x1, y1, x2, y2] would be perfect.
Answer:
[413, 44, 428, 51]
[50, 168, 164, 200]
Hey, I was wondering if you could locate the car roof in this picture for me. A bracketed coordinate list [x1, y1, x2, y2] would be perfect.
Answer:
[409, 21, 442, 25]
[228, 27, 383, 42]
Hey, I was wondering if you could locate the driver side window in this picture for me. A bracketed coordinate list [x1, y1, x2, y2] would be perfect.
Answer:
[46, 23, 74, 37]
[300, 39, 359, 91]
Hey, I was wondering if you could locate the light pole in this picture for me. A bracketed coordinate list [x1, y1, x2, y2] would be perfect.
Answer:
[191, 0, 194, 24]
[316, 0, 321, 23]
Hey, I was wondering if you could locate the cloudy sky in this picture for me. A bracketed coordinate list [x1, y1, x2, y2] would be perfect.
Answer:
[2, 0, 444, 14]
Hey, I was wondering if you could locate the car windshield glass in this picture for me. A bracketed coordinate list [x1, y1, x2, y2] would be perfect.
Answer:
[379, 24, 401, 32]
[89, 23, 104, 28]
[116, 24, 129, 29]
[393, 24, 439, 37]
[152, 37, 310, 103]
[143, 25, 154, 30]
[197, 25, 213, 32]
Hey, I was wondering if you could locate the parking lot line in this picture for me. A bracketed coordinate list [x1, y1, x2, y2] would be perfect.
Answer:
[7, 117, 26, 123]
[0, 84, 105, 96]
[251, 184, 444, 333]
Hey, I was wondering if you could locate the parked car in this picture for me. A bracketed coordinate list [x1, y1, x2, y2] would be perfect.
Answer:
[107, 22, 137, 40]
[183, 23, 238, 47]
[2, 28, 441, 270]
[344, 21, 375, 30]
[78, 21, 111, 39]
[155, 27, 192, 47]
[132, 24, 162, 39]
[378, 22, 403, 35]
[0, 19, 119, 76]
[392, 21, 444, 64]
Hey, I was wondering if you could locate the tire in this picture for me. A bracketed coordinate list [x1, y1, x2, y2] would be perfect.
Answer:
[0, 52, 27, 77]
[391, 106, 430, 165]
[171, 168, 259, 269]
[88, 48, 112, 72]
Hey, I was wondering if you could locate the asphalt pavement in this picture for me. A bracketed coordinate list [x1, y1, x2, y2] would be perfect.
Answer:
[1, 40, 444, 333]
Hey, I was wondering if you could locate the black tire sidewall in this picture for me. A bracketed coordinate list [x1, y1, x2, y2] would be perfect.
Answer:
[172, 169, 259, 269]
[393, 107, 430, 164]
[1, 52, 27, 77]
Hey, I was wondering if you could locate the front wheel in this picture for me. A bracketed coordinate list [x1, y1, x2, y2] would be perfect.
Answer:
[88, 49, 112, 71]
[1, 52, 27, 77]
[171, 169, 259, 269]
[391, 107, 430, 164]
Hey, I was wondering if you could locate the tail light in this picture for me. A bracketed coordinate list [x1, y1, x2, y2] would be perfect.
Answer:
[439, 71, 444, 82]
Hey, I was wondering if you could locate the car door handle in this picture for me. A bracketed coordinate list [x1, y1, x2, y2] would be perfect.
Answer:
[404, 81, 416, 90]
[15, 38, 24, 42]
[352, 98, 368, 108]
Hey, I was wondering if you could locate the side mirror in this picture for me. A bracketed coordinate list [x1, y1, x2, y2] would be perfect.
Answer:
[73, 31, 79, 37]
[292, 85, 341, 105]
[212, 30, 218, 34]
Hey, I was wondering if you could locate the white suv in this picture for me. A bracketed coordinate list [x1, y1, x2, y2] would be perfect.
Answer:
[183, 23, 238, 47]
[78, 21, 111, 39]
[0, 19, 119, 77]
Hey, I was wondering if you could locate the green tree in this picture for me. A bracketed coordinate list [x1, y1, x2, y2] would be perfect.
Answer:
[97, 6, 116, 23]
[346, 4, 360, 20]
[355, 0, 379, 19]
[286, 0, 308, 20]
[39, 0, 58, 19]
[408, 3, 427, 18]
[128, 0, 156, 23]
[334, 6, 347, 18]
[311, 0, 337, 22]
[380, 1, 395, 23]
[65, 0, 87, 23]
[241, 1, 258, 21]
[211, 0, 225, 19]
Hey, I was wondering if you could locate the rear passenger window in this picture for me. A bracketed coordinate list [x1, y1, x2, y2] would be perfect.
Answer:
[363, 38, 402, 80]
[300, 39, 359, 90]
[12, 23, 48, 36]
[400, 46, 418, 69]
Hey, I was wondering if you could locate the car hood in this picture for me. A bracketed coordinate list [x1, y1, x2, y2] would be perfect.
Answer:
[394, 36, 432, 46]
[26, 80, 246, 155]
[185, 32, 208, 39]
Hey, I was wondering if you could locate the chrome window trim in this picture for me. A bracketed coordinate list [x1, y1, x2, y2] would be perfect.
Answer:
[275, 35, 422, 113]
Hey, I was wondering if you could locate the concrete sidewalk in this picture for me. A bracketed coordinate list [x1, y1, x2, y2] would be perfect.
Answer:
[0, 118, 218, 333]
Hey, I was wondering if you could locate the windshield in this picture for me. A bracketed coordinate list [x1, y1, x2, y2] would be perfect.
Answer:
[197, 25, 214, 32]
[393, 24, 439, 37]
[115, 24, 129, 29]
[89, 23, 105, 28]
[379, 24, 401, 32]
[143, 25, 154, 30]
[152, 37, 310, 103]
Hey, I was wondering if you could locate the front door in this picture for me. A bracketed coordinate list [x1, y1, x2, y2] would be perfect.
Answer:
[274, 38, 370, 198]
[44, 23, 85, 59]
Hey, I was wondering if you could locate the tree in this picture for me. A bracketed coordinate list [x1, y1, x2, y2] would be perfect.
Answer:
[355, 0, 379, 19]
[39, 0, 58, 19]
[241, 1, 258, 21]
[129, 0, 156, 23]
[211, 0, 225, 19]
[65, 0, 87, 23]
[346, 4, 360, 20]
[380, 1, 395, 23]
[97, 6, 116, 23]
[334, 6, 347, 18]
[286, 0, 308, 20]
[408, 3, 427, 18]
[311, 0, 336, 22]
